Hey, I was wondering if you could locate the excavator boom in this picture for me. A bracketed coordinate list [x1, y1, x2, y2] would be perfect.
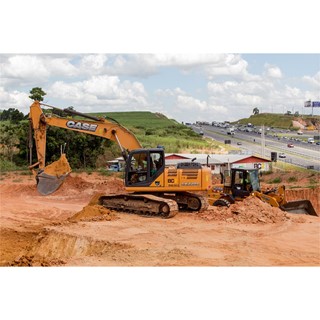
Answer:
[29, 101, 142, 195]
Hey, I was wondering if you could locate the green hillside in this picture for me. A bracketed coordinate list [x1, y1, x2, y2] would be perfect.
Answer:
[66, 110, 212, 152]
[91, 111, 178, 130]
[235, 113, 320, 129]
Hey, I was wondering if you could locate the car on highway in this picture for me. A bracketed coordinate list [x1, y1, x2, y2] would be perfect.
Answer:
[287, 143, 294, 148]
[237, 142, 242, 145]
[279, 152, 286, 158]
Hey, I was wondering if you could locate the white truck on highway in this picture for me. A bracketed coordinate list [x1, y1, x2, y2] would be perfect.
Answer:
[227, 126, 235, 135]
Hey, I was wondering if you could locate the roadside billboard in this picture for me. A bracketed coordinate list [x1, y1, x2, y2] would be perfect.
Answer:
[304, 100, 312, 107]
[312, 101, 320, 107]
[304, 100, 320, 107]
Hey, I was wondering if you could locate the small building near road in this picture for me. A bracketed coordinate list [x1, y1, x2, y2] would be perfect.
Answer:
[164, 153, 271, 173]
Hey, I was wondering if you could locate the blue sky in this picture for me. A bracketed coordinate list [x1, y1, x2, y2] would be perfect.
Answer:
[1, 53, 319, 122]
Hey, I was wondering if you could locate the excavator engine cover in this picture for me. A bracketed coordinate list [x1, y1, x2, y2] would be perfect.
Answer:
[36, 154, 71, 195]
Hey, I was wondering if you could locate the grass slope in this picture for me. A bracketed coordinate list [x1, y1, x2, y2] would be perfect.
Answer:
[235, 113, 320, 129]
[90, 111, 210, 152]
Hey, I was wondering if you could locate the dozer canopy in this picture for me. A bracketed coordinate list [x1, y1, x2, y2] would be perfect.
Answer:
[36, 154, 71, 195]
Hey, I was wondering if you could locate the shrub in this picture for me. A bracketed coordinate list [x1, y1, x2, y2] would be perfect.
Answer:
[287, 176, 297, 182]
[269, 177, 282, 183]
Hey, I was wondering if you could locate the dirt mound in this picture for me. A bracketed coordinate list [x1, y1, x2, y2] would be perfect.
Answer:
[95, 177, 125, 193]
[26, 229, 132, 262]
[55, 174, 125, 194]
[0, 182, 38, 196]
[69, 204, 117, 222]
[54, 175, 95, 194]
[9, 255, 66, 267]
[198, 196, 290, 224]
[43, 154, 71, 176]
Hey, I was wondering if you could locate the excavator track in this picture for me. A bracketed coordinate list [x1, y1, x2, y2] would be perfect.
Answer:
[155, 192, 209, 212]
[99, 193, 179, 218]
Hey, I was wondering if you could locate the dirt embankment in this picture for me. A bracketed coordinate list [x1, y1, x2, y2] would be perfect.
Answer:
[1, 171, 319, 266]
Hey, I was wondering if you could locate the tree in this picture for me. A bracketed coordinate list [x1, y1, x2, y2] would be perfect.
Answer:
[0, 123, 20, 163]
[0, 108, 25, 123]
[29, 87, 46, 101]
[252, 107, 259, 115]
[294, 111, 299, 117]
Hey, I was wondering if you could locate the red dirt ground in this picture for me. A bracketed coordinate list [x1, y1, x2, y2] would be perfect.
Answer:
[0, 171, 319, 266]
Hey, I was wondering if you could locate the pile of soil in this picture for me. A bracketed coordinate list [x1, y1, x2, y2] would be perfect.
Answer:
[44, 154, 71, 176]
[95, 177, 125, 193]
[198, 196, 290, 224]
[9, 255, 66, 267]
[55, 175, 95, 194]
[56, 174, 125, 195]
[69, 204, 117, 222]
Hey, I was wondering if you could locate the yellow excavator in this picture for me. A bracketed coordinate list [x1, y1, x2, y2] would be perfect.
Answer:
[28, 101, 212, 218]
[208, 168, 317, 216]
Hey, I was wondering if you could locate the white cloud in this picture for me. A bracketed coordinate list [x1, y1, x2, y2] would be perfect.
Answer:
[264, 63, 282, 78]
[48, 75, 149, 110]
[101, 54, 234, 77]
[0, 55, 78, 87]
[204, 54, 257, 81]
[80, 54, 108, 69]
[146, 54, 226, 68]
[155, 89, 228, 122]
[208, 79, 271, 107]
[0, 87, 30, 113]
[303, 71, 320, 89]
[1, 55, 49, 80]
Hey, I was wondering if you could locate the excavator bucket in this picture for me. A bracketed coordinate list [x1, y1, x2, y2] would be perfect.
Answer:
[280, 200, 318, 216]
[36, 154, 71, 195]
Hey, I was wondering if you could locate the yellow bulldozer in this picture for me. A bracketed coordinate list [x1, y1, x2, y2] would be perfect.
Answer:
[208, 168, 317, 216]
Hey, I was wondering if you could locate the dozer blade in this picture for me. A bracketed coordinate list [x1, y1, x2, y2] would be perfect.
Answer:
[280, 200, 318, 216]
[36, 154, 71, 195]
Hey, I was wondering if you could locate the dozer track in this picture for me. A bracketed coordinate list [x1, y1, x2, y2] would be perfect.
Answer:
[99, 193, 179, 218]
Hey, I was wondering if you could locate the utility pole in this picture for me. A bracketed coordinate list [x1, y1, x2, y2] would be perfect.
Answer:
[261, 124, 265, 158]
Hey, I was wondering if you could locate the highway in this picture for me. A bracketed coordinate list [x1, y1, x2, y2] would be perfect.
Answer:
[192, 124, 320, 171]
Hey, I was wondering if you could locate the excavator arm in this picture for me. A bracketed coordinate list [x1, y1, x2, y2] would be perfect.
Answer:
[29, 101, 142, 194]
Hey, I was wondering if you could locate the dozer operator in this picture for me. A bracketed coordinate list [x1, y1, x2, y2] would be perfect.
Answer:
[28, 101, 212, 218]
[208, 168, 317, 216]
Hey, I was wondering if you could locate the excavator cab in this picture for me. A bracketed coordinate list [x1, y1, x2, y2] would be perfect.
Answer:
[125, 148, 165, 187]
